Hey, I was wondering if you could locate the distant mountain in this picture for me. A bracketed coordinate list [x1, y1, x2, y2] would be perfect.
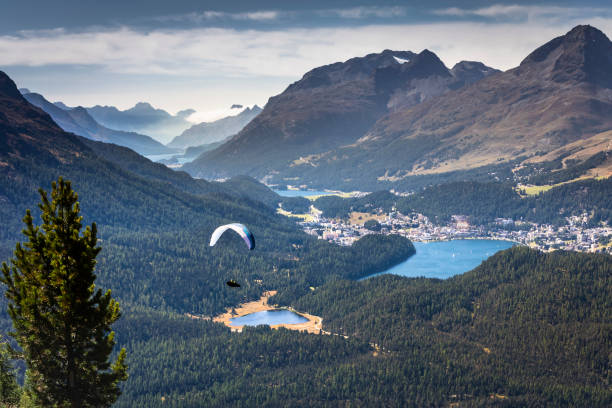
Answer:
[176, 108, 195, 118]
[53, 101, 72, 110]
[329, 24, 612, 186]
[22, 92, 175, 156]
[86, 102, 192, 143]
[183, 49, 498, 182]
[187, 25, 612, 191]
[167, 106, 262, 149]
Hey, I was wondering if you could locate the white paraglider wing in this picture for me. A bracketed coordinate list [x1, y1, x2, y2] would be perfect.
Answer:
[209, 223, 255, 250]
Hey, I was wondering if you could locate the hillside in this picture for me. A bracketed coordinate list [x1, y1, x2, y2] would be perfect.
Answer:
[22, 92, 175, 156]
[115, 247, 612, 407]
[167, 105, 262, 149]
[183, 49, 498, 181]
[0, 69, 412, 316]
[186, 25, 612, 192]
[344, 25, 612, 178]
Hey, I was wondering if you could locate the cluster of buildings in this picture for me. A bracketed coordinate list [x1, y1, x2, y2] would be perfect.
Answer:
[299, 208, 612, 255]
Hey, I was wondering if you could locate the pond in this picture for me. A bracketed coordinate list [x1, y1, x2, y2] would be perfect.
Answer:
[229, 309, 309, 327]
[363, 239, 516, 280]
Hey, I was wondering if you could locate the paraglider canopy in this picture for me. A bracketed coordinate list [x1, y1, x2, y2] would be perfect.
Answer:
[210, 223, 255, 250]
[226, 280, 241, 288]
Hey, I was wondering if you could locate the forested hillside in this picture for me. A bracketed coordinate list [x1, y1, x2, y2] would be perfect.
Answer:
[113, 248, 611, 407]
[314, 178, 612, 225]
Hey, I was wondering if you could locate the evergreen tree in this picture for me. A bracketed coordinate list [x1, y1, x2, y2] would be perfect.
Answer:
[0, 342, 19, 407]
[1, 178, 127, 407]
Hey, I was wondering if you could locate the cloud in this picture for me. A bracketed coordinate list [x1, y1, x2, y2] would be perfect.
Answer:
[321, 6, 407, 19]
[433, 4, 610, 23]
[157, 10, 281, 23]
[1, 18, 611, 80]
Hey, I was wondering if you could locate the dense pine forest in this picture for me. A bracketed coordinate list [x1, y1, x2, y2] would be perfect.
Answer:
[113, 248, 612, 407]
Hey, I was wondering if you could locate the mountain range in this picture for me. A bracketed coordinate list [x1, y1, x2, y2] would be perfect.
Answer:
[21, 91, 176, 156]
[85, 102, 193, 143]
[184, 25, 612, 191]
[182, 48, 499, 183]
[167, 105, 262, 149]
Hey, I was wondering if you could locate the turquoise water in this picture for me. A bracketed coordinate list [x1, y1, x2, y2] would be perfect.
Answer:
[229, 310, 308, 327]
[273, 190, 330, 197]
[363, 239, 515, 280]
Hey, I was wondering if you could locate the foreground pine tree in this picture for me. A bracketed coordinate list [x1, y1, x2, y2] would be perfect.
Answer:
[1, 178, 127, 407]
[0, 343, 19, 406]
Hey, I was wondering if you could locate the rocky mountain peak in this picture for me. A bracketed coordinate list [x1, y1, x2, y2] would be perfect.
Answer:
[287, 49, 417, 92]
[520, 25, 612, 87]
[403, 49, 451, 78]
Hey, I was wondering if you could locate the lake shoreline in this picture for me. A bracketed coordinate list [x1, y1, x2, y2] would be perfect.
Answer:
[212, 290, 323, 334]
[361, 239, 516, 280]
[411, 236, 522, 245]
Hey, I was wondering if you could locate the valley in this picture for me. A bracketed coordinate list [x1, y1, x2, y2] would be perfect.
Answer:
[0, 11, 610, 407]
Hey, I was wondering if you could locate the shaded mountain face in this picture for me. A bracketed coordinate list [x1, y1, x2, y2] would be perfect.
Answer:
[167, 105, 262, 149]
[86, 102, 192, 143]
[0, 73, 88, 168]
[184, 49, 497, 180]
[22, 92, 174, 156]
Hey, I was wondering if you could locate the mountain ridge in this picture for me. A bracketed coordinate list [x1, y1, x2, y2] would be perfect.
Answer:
[86, 102, 192, 143]
[167, 105, 262, 149]
[187, 25, 612, 190]
[183, 48, 498, 181]
[22, 92, 175, 156]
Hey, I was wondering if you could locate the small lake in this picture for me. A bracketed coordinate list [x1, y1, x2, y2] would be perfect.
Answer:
[229, 310, 308, 327]
[274, 190, 331, 197]
[363, 239, 515, 280]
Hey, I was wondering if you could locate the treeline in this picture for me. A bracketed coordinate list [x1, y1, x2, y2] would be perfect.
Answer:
[313, 177, 612, 225]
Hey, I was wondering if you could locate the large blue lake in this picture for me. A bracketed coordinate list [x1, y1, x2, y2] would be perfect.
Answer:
[364, 239, 515, 280]
[229, 310, 308, 327]
[274, 190, 330, 197]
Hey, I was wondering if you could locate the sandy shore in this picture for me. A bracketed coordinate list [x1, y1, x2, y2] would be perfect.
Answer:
[212, 290, 323, 334]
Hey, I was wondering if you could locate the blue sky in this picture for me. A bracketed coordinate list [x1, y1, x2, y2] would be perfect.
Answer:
[1, 0, 611, 129]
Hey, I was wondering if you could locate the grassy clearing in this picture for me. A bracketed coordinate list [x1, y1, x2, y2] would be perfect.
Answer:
[276, 208, 314, 222]
[304, 191, 357, 201]
[348, 211, 387, 225]
[516, 175, 604, 197]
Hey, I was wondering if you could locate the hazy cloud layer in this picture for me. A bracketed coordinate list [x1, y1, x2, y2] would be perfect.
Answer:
[3, 19, 611, 79]
[433, 4, 611, 22]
